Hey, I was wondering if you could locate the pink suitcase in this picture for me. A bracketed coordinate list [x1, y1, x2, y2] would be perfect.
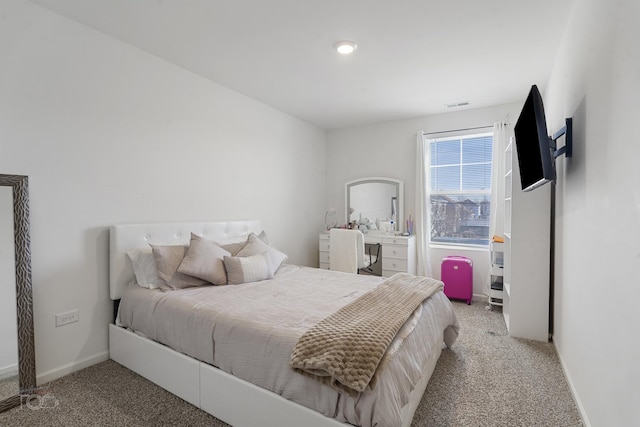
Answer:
[441, 256, 473, 304]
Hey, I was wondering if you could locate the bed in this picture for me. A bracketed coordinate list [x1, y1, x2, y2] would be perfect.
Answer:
[108, 220, 459, 427]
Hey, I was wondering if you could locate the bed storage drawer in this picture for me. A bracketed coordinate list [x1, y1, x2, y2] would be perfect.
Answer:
[109, 324, 200, 407]
[200, 362, 344, 427]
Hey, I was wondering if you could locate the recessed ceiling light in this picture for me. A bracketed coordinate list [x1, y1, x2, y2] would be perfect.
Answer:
[334, 40, 358, 55]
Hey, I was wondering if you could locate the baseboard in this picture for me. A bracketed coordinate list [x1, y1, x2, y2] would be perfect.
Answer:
[0, 363, 18, 380]
[551, 339, 591, 427]
[36, 351, 109, 386]
[473, 293, 490, 303]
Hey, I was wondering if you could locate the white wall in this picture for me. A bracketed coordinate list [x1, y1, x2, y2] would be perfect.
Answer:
[544, 0, 640, 425]
[0, 1, 326, 383]
[326, 103, 520, 297]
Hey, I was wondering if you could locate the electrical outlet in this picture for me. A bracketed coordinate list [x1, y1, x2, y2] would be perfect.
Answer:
[55, 309, 79, 327]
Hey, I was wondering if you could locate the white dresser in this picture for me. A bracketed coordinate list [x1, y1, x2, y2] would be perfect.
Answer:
[319, 232, 416, 277]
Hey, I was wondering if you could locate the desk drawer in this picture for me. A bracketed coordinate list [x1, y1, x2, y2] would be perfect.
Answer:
[364, 235, 383, 244]
[319, 240, 331, 252]
[382, 245, 408, 260]
[382, 236, 409, 246]
[319, 251, 330, 264]
[382, 257, 408, 272]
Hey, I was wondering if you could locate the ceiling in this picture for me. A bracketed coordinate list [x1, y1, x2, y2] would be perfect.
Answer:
[28, 0, 575, 130]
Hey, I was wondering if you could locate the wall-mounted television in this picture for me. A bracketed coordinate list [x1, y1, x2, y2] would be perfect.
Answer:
[513, 84, 555, 192]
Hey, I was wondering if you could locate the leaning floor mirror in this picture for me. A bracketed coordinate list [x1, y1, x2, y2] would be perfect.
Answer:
[0, 174, 36, 413]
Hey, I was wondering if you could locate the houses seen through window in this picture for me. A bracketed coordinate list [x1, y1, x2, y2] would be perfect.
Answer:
[429, 133, 493, 246]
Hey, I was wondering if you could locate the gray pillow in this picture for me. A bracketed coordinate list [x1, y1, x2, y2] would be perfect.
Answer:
[177, 233, 231, 285]
[218, 230, 269, 256]
[235, 233, 287, 275]
[220, 241, 246, 256]
[223, 253, 273, 285]
[150, 244, 208, 290]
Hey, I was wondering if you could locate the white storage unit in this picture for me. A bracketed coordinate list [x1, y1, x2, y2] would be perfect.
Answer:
[488, 241, 504, 307]
[380, 236, 416, 277]
[502, 138, 550, 342]
[318, 232, 331, 270]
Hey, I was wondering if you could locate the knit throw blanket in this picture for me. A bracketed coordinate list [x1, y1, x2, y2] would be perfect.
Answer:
[289, 273, 444, 396]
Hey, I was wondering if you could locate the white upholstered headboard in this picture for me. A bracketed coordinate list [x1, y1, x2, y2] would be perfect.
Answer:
[109, 220, 262, 300]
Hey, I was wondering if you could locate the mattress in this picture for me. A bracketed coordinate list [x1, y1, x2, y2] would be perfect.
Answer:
[117, 265, 459, 427]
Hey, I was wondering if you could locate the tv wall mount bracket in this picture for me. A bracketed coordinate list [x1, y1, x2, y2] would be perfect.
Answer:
[550, 117, 573, 158]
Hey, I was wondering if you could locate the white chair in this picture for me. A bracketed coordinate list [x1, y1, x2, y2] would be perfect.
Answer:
[329, 229, 380, 274]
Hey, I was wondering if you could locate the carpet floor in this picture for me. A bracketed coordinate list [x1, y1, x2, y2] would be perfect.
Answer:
[0, 301, 583, 426]
[0, 375, 18, 405]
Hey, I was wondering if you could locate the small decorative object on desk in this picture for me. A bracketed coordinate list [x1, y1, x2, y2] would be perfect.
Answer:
[406, 215, 414, 235]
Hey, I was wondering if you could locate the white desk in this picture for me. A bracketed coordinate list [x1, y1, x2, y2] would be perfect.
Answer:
[319, 231, 416, 277]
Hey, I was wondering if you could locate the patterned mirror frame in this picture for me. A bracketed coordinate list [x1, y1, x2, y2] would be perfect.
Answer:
[0, 175, 36, 413]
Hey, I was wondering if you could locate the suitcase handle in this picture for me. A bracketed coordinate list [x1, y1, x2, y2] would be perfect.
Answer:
[441, 256, 473, 265]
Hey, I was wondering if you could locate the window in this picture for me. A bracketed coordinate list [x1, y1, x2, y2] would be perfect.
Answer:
[429, 133, 493, 246]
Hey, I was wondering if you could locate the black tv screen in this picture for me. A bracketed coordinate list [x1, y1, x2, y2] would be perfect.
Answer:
[513, 85, 555, 192]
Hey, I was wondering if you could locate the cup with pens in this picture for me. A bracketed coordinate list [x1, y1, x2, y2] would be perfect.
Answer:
[406, 215, 414, 235]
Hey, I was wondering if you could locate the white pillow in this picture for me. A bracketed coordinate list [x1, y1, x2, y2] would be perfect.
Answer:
[223, 253, 273, 285]
[235, 233, 287, 275]
[126, 248, 163, 289]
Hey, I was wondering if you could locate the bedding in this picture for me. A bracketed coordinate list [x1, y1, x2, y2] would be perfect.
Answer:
[234, 232, 288, 274]
[149, 232, 282, 289]
[223, 252, 274, 284]
[290, 273, 444, 396]
[126, 247, 163, 289]
[177, 233, 231, 285]
[217, 230, 270, 255]
[150, 243, 208, 289]
[117, 264, 459, 427]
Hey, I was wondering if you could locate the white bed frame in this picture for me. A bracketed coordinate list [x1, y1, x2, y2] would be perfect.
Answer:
[108, 220, 441, 427]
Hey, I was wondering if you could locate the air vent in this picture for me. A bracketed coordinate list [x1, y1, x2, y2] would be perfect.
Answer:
[446, 102, 469, 108]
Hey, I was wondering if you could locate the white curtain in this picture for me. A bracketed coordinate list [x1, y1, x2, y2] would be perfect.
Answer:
[415, 132, 432, 277]
[489, 121, 508, 239]
[486, 121, 508, 292]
